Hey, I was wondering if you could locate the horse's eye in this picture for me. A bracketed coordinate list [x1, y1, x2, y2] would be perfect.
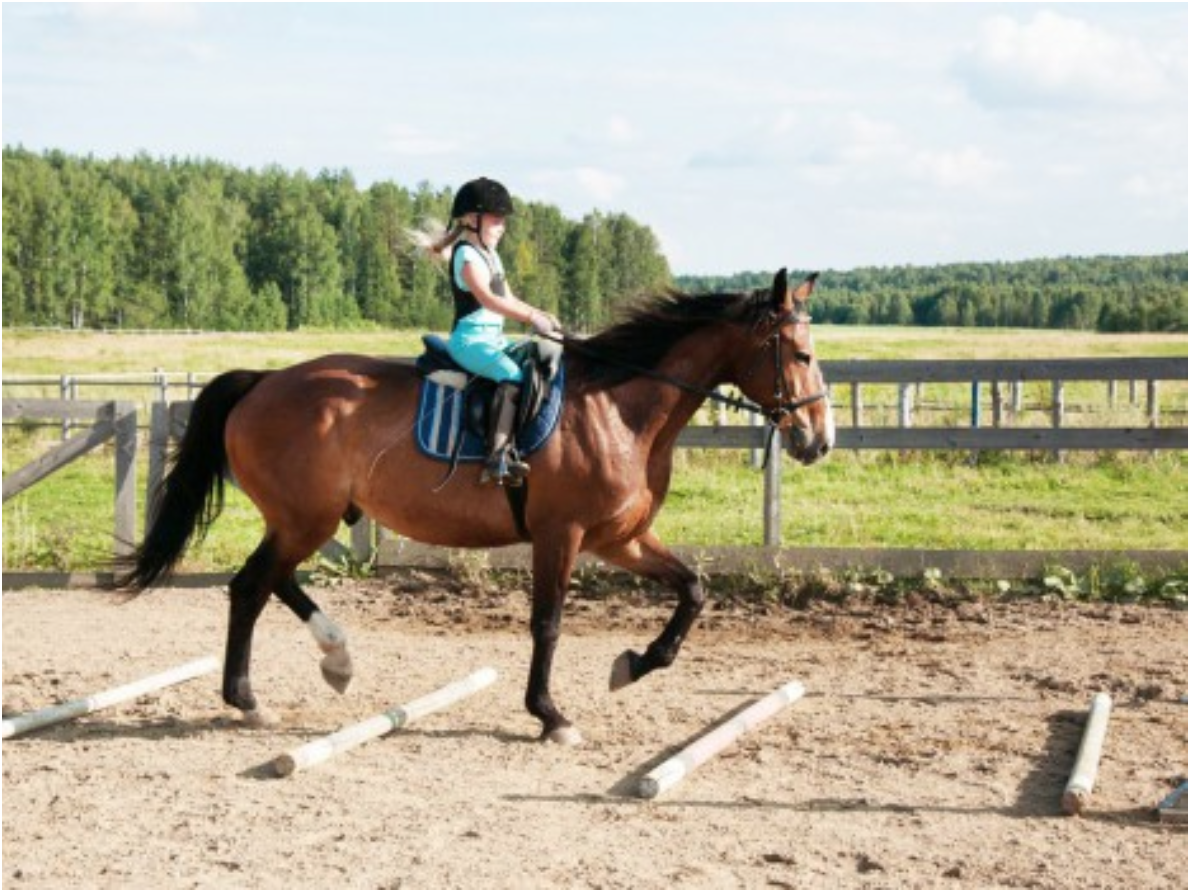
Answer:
[793, 351, 812, 366]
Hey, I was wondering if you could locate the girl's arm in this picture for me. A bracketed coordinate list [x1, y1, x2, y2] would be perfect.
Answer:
[461, 259, 560, 331]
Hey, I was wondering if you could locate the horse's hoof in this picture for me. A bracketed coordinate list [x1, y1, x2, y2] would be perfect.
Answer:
[320, 649, 353, 694]
[544, 725, 583, 746]
[609, 650, 641, 691]
[242, 707, 279, 729]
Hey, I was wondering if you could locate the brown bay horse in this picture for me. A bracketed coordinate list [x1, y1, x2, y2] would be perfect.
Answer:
[118, 269, 833, 744]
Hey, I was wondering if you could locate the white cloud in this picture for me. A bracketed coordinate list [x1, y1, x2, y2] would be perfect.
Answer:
[74, 3, 200, 29]
[524, 166, 626, 209]
[606, 115, 635, 145]
[912, 146, 1004, 190]
[1122, 170, 1188, 206]
[958, 11, 1176, 109]
[836, 112, 906, 165]
[576, 167, 625, 203]
[382, 126, 459, 157]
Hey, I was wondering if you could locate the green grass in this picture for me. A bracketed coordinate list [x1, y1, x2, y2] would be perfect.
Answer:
[654, 449, 1185, 551]
[4, 326, 1186, 571]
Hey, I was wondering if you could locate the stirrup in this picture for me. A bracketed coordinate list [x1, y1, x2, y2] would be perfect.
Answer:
[480, 452, 529, 487]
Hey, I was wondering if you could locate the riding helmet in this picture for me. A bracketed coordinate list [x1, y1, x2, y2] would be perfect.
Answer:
[451, 177, 515, 220]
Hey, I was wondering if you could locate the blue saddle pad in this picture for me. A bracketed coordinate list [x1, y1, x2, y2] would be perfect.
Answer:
[414, 365, 565, 463]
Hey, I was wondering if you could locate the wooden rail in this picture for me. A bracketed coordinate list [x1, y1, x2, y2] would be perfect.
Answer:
[2, 399, 138, 560]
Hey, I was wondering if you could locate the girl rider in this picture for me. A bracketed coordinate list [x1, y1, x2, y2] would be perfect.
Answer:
[416, 177, 562, 485]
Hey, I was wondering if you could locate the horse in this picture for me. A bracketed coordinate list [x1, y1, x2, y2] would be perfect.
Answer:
[117, 268, 834, 744]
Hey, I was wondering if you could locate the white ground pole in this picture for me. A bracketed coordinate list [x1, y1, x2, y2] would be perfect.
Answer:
[1062, 692, 1113, 816]
[636, 679, 806, 799]
[273, 666, 498, 777]
[1, 656, 219, 740]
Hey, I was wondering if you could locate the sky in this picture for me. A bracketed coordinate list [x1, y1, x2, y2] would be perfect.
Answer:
[4, 2, 1188, 275]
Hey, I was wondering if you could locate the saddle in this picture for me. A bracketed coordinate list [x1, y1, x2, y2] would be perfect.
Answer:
[413, 335, 565, 482]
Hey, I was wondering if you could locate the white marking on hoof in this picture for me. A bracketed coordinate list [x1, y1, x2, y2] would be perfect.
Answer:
[243, 707, 279, 729]
[320, 648, 354, 694]
[545, 725, 583, 746]
[308, 612, 348, 652]
[609, 651, 636, 692]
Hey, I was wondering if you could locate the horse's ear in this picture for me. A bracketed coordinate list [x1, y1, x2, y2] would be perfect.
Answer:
[771, 268, 789, 310]
[791, 272, 819, 307]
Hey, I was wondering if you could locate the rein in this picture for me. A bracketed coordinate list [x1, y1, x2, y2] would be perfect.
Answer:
[539, 309, 830, 427]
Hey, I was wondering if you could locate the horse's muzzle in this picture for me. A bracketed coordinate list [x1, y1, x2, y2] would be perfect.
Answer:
[787, 421, 834, 466]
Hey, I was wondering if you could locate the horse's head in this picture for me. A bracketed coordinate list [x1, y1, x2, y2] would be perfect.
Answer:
[735, 269, 835, 466]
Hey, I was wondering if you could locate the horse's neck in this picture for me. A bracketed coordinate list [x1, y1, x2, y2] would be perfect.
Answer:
[616, 326, 741, 445]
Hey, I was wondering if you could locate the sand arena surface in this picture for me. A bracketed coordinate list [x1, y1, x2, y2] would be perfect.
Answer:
[3, 579, 1185, 889]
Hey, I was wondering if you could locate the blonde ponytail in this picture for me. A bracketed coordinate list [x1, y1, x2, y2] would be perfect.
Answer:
[406, 218, 463, 266]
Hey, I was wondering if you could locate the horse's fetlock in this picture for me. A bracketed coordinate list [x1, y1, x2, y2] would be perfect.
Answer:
[223, 682, 256, 713]
[644, 641, 680, 670]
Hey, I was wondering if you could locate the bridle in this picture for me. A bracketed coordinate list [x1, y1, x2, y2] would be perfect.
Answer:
[747, 307, 830, 426]
[543, 307, 830, 429]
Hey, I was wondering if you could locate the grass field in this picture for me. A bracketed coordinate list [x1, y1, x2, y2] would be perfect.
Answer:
[3, 326, 1186, 577]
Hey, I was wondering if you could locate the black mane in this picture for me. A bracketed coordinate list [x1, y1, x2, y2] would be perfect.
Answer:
[567, 288, 768, 388]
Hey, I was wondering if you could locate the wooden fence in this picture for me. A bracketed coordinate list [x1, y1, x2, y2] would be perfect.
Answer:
[3, 356, 1186, 585]
[2, 399, 139, 560]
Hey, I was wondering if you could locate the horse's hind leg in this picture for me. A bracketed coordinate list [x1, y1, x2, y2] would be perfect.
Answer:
[273, 575, 353, 693]
[595, 531, 705, 691]
[224, 530, 351, 725]
[224, 537, 285, 725]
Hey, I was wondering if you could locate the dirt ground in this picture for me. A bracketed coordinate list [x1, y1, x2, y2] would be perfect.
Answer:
[3, 576, 1185, 890]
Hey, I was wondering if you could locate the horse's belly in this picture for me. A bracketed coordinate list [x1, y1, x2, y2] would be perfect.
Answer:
[364, 491, 525, 550]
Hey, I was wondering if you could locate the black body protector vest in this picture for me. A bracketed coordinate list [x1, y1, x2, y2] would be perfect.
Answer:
[450, 241, 506, 331]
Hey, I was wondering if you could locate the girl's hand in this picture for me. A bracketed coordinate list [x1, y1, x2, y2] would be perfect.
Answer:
[530, 311, 562, 336]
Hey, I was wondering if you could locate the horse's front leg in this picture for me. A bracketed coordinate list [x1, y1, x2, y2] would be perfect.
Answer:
[596, 531, 705, 691]
[527, 526, 583, 745]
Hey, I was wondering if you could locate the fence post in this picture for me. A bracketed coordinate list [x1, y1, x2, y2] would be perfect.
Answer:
[154, 368, 169, 405]
[991, 381, 1004, 428]
[113, 403, 138, 560]
[763, 431, 782, 548]
[1052, 380, 1065, 463]
[60, 375, 74, 439]
[898, 383, 914, 428]
[750, 411, 763, 468]
[351, 518, 375, 565]
[1146, 380, 1160, 427]
[147, 402, 170, 528]
[970, 381, 981, 428]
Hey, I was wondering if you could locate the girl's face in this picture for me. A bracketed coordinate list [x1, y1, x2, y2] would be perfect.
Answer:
[479, 214, 506, 247]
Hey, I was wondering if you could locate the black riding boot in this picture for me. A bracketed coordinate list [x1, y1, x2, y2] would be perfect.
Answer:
[481, 382, 530, 486]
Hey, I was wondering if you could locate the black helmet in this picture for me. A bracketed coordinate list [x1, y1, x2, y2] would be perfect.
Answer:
[451, 177, 515, 219]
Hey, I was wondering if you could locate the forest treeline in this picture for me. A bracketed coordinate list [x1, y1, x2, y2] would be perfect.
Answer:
[2, 147, 670, 332]
[678, 253, 1187, 332]
[4, 146, 1185, 333]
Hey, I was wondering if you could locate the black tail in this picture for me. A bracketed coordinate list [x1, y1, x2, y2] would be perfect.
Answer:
[116, 370, 266, 591]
